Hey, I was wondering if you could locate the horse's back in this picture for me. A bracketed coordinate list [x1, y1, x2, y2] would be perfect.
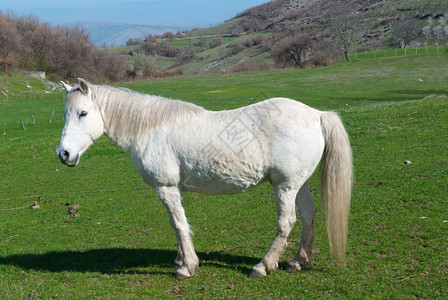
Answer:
[172, 98, 325, 193]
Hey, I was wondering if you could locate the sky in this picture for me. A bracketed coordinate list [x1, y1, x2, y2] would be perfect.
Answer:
[0, 0, 271, 28]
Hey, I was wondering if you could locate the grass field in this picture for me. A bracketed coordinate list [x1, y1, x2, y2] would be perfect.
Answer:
[1, 51, 447, 298]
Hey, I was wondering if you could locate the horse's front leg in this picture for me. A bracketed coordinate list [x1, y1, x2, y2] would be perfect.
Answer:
[156, 185, 199, 279]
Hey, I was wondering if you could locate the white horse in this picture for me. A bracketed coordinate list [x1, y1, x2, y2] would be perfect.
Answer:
[58, 78, 352, 279]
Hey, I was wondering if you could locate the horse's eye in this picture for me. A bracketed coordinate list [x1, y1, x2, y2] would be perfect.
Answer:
[79, 111, 88, 118]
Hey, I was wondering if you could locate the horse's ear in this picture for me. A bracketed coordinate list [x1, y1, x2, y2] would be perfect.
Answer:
[61, 81, 73, 93]
[77, 78, 89, 95]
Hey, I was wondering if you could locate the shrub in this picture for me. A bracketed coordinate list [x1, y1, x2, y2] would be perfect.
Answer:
[311, 51, 332, 67]
[231, 42, 246, 55]
[126, 38, 142, 46]
[271, 33, 314, 67]
[139, 41, 178, 57]
[209, 36, 223, 49]
[177, 46, 197, 62]
[231, 60, 258, 72]
[127, 53, 157, 77]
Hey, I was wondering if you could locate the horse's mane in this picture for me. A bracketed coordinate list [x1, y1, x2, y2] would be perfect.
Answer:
[90, 84, 205, 142]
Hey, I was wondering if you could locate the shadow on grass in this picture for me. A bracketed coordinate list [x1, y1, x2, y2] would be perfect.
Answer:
[0, 248, 261, 276]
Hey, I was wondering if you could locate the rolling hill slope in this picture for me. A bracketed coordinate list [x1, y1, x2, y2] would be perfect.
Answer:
[132, 0, 446, 74]
[73, 22, 188, 47]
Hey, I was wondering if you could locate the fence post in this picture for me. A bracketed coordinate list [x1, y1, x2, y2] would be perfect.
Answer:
[20, 120, 26, 131]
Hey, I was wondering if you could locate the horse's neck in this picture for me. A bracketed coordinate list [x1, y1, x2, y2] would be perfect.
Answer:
[94, 87, 150, 152]
[93, 86, 203, 154]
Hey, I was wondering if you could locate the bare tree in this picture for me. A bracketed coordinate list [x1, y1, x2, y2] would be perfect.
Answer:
[330, 2, 363, 62]
[29, 22, 54, 70]
[0, 11, 127, 81]
[50, 26, 96, 79]
[177, 45, 197, 62]
[95, 50, 126, 81]
[271, 33, 314, 67]
[0, 13, 21, 70]
[162, 31, 175, 40]
[126, 37, 142, 46]
[391, 15, 421, 48]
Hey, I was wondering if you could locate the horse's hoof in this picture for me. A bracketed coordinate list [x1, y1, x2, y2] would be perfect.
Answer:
[175, 268, 192, 280]
[249, 267, 266, 278]
[286, 261, 301, 273]
[265, 261, 278, 273]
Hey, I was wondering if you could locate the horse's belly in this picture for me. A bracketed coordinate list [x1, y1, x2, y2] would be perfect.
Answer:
[181, 173, 268, 195]
[179, 154, 269, 195]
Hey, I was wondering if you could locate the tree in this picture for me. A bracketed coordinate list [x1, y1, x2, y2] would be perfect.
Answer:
[330, 1, 363, 62]
[95, 50, 126, 81]
[0, 10, 127, 81]
[0, 13, 21, 70]
[162, 31, 174, 40]
[391, 15, 421, 48]
[176, 45, 197, 62]
[126, 37, 142, 46]
[28, 22, 54, 70]
[271, 33, 314, 67]
[127, 53, 156, 77]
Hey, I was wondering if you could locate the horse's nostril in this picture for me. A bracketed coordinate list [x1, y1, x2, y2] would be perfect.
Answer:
[61, 150, 70, 161]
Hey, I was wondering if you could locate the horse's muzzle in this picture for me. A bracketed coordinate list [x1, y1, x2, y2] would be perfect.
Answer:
[58, 149, 79, 167]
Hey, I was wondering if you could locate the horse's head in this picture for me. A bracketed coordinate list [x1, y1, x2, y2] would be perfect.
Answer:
[57, 78, 104, 167]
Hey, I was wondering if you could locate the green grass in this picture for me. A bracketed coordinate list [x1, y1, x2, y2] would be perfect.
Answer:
[0, 73, 56, 101]
[121, 49, 448, 110]
[1, 52, 447, 298]
[188, 19, 242, 37]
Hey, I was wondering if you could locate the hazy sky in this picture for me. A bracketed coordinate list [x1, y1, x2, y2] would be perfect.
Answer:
[0, 0, 271, 27]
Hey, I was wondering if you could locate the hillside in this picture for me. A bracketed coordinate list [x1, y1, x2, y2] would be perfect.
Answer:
[1, 0, 445, 82]
[72, 22, 188, 47]
[124, 0, 447, 75]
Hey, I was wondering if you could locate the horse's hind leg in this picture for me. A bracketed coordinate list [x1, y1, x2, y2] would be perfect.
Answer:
[250, 183, 298, 278]
[286, 180, 317, 273]
[156, 185, 199, 279]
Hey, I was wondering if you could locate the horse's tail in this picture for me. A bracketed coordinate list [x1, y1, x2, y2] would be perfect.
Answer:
[319, 112, 353, 264]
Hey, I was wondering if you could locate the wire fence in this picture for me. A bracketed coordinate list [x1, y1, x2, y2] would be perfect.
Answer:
[350, 45, 447, 61]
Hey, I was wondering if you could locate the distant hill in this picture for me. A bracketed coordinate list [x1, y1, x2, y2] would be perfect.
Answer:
[71, 22, 188, 47]
[138, 0, 445, 74]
